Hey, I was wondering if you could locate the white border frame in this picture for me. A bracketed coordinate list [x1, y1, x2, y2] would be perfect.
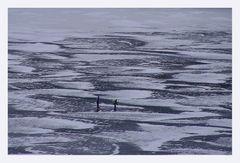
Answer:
[1, 0, 239, 163]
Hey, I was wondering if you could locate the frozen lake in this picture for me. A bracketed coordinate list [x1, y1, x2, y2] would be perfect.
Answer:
[8, 9, 232, 155]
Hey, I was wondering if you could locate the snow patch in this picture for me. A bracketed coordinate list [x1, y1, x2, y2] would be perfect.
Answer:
[9, 43, 60, 52]
[9, 117, 96, 134]
[172, 72, 229, 84]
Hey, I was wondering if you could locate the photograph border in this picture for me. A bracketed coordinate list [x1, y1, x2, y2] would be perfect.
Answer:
[1, 0, 240, 163]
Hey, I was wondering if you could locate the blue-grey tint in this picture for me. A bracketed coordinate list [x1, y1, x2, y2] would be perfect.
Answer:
[8, 8, 232, 155]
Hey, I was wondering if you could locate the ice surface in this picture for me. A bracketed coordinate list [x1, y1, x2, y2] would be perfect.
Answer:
[11, 89, 95, 99]
[64, 111, 220, 123]
[9, 65, 35, 73]
[172, 72, 229, 84]
[9, 43, 60, 52]
[101, 90, 152, 99]
[207, 118, 232, 128]
[54, 81, 95, 90]
[40, 53, 68, 60]
[9, 136, 74, 148]
[101, 76, 165, 90]
[9, 117, 96, 134]
[178, 94, 231, 107]
[94, 123, 230, 152]
[8, 8, 232, 155]
[9, 92, 53, 111]
[43, 70, 82, 78]
[183, 51, 231, 60]
[71, 54, 152, 62]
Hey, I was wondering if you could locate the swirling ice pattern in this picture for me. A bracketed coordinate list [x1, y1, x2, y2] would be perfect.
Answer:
[9, 30, 231, 155]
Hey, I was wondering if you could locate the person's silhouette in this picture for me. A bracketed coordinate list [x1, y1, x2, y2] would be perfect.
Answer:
[96, 96, 100, 112]
[113, 99, 118, 112]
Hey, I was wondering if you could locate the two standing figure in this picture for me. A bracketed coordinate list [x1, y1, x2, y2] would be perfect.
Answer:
[95, 96, 118, 112]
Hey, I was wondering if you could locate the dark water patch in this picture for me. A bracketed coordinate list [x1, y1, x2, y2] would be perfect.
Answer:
[219, 79, 232, 90]
[219, 103, 232, 110]
[28, 57, 61, 63]
[11, 82, 64, 90]
[218, 69, 232, 74]
[8, 104, 48, 118]
[9, 132, 49, 138]
[8, 146, 32, 154]
[9, 41, 37, 44]
[201, 108, 231, 118]
[129, 120, 230, 129]
[114, 31, 174, 36]
[8, 71, 39, 79]
[137, 49, 180, 55]
[116, 103, 182, 114]
[95, 58, 145, 67]
[8, 49, 29, 56]
[59, 37, 146, 50]
[195, 48, 232, 54]
[172, 91, 231, 97]
[152, 90, 188, 99]
[172, 116, 228, 122]
[217, 130, 231, 134]
[165, 80, 231, 90]
[152, 73, 175, 80]
[165, 85, 193, 90]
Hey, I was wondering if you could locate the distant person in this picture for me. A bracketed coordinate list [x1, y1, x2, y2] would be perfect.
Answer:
[96, 96, 100, 112]
[113, 99, 118, 112]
